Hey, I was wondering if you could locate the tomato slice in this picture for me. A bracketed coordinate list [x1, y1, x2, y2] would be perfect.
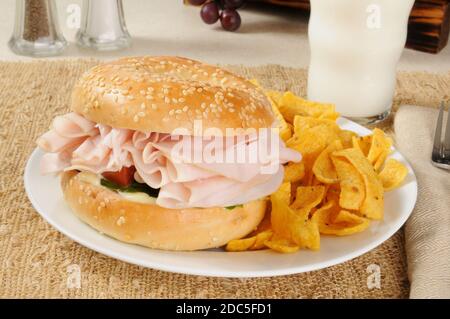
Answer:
[102, 166, 136, 187]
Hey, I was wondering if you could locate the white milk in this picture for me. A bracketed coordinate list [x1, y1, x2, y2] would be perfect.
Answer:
[307, 0, 414, 120]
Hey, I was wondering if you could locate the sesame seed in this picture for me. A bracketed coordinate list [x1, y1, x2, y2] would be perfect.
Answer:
[133, 115, 139, 122]
[138, 112, 145, 117]
[117, 216, 126, 226]
[151, 104, 157, 110]
[182, 106, 188, 112]
[100, 202, 106, 208]
[140, 103, 146, 109]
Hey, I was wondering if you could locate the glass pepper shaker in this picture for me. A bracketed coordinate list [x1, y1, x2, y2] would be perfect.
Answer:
[76, 0, 132, 51]
[9, 0, 67, 57]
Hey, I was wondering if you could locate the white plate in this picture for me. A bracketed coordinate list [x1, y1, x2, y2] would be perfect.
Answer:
[24, 118, 417, 278]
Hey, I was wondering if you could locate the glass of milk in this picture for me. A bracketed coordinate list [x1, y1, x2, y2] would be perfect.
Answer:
[307, 0, 415, 124]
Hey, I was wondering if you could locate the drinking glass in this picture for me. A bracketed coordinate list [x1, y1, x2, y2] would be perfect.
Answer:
[307, 0, 415, 124]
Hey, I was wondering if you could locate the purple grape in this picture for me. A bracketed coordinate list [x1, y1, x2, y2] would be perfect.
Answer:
[220, 9, 241, 31]
[188, 0, 207, 6]
[201, 2, 220, 24]
[223, 0, 245, 9]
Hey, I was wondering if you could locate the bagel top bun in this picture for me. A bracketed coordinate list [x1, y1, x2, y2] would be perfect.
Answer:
[71, 56, 275, 135]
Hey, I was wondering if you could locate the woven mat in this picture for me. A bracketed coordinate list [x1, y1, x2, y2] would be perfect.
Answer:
[0, 60, 448, 298]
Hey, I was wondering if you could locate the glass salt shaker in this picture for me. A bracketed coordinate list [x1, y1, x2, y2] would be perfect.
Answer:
[76, 0, 131, 51]
[9, 0, 67, 57]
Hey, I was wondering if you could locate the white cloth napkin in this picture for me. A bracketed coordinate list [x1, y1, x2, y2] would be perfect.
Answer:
[394, 105, 450, 299]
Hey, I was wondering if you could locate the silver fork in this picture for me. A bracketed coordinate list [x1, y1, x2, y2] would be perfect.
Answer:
[431, 101, 450, 170]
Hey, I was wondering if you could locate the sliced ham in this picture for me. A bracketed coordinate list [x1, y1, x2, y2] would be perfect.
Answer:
[52, 112, 97, 137]
[38, 112, 302, 209]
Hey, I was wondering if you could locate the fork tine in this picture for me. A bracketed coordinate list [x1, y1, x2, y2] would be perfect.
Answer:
[433, 102, 444, 154]
[444, 102, 450, 152]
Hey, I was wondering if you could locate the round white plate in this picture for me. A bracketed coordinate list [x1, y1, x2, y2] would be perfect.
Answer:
[24, 117, 417, 278]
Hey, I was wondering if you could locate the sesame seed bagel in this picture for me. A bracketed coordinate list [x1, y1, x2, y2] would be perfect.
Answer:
[61, 171, 267, 251]
[71, 56, 275, 135]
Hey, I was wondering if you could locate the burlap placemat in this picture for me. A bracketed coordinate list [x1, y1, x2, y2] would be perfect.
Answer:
[0, 60, 448, 298]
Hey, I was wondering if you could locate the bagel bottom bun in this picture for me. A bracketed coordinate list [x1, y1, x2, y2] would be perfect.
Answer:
[61, 170, 267, 251]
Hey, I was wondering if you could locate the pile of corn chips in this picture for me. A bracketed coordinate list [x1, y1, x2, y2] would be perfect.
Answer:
[226, 86, 408, 253]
